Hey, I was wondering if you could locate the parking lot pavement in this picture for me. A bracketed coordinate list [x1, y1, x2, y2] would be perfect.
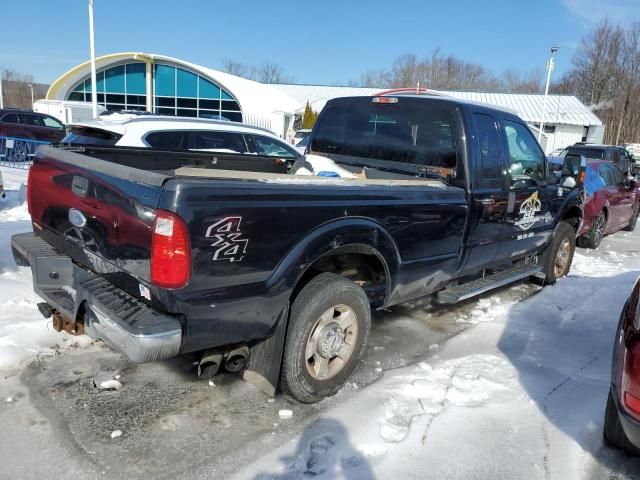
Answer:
[0, 281, 537, 479]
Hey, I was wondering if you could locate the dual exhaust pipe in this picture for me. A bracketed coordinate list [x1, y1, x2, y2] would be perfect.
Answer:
[197, 345, 250, 379]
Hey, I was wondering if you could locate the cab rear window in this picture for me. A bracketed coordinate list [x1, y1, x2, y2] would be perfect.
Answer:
[311, 97, 457, 168]
[62, 126, 122, 146]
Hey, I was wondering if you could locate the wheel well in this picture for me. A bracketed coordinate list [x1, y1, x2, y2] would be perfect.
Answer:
[292, 248, 388, 309]
[562, 206, 582, 232]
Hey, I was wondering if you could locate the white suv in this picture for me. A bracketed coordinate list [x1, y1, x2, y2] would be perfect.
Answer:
[62, 113, 301, 160]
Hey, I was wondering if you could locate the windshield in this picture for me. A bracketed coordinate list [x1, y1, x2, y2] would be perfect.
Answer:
[310, 97, 458, 169]
[568, 147, 604, 160]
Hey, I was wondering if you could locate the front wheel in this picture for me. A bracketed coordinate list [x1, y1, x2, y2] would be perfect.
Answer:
[539, 222, 576, 285]
[578, 212, 606, 249]
[280, 273, 371, 403]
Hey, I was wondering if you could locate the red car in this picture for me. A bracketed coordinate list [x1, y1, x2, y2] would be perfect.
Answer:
[605, 276, 640, 456]
[0, 108, 65, 142]
[577, 160, 640, 249]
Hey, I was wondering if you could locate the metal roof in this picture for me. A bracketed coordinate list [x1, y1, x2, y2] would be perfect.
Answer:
[273, 84, 602, 126]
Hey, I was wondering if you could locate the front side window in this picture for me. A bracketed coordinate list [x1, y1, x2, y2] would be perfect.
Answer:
[252, 135, 299, 158]
[608, 164, 625, 186]
[503, 120, 545, 183]
[599, 165, 615, 187]
[19, 114, 44, 127]
[473, 113, 503, 188]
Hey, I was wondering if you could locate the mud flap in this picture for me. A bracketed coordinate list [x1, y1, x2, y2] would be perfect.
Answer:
[242, 304, 289, 397]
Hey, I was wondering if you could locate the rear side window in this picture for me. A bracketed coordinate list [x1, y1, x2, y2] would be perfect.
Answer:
[311, 97, 458, 168]
[62, 126, 121, 146]
[251, 135, 299, 158]
[190, 131, 247, 153]
[473, 113, 503, 188]
[1, 113, 19, 124]
[145, 131, 189, 150]
[42, 116, 63, 129]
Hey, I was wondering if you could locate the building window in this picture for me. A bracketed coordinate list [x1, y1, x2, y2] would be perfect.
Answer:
[152, 64, 242, 121]
[67, 62, 147, 111]
[67, 62, 242, 121]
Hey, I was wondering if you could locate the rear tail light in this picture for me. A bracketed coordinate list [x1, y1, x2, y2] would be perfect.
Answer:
[150, 210, 191, 289]
[622, 341, 640, 420]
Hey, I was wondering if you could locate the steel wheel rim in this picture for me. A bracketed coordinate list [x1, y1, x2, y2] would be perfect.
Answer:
[305, 304, 358, 381]
[554, 238, 571, 277]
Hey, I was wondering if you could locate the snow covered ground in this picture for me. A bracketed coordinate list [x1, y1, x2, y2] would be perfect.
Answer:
[0, 164, 639, 479]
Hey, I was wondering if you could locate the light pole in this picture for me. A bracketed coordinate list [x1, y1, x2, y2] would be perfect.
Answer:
[0, 70, 3, 109]
[538, 47, 558, 144]
[89, 0, 98, 118]
[28, 84, 34, 109]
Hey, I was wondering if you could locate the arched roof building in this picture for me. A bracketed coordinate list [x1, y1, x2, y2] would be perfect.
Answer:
[46, 52, 299, 136]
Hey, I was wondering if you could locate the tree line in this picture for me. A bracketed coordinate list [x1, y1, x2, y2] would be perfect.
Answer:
[555, 20, 640, 145]
[0, 69, 48, 110]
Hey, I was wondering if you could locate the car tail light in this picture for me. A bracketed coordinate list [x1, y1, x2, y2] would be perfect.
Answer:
[622, 341, 640, 420]
[150, 210, 191, 289]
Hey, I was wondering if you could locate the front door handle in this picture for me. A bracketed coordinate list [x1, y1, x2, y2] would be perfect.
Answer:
[479, 198, 495, 206]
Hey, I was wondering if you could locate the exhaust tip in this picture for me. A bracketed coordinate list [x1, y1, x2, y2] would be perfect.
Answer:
[225, 346, 250, 373]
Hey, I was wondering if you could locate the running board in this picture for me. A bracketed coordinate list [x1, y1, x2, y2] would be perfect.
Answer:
[436, 264, 543, 304]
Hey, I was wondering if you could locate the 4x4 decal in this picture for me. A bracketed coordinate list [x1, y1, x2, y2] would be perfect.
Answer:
[205, 217, 249, 262]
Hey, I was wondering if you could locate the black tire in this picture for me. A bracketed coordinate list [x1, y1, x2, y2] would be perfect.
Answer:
[624, 204, 639, 232]
[578, 212, 606, 249]
[539, 222, 576, 285]
[604, 390, 640, 456]
[280, 272, 371, 403]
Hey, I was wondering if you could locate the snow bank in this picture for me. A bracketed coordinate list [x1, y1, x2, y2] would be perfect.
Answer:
[0, 188, 91, 371]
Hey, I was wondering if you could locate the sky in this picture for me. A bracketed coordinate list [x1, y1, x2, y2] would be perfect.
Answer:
[2, 0, 640, 86]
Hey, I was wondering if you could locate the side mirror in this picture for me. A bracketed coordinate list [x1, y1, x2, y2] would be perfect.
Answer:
[627, 178, 637, 190]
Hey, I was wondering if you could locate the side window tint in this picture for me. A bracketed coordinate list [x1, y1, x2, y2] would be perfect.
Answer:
[145, 131, 188, 150]
[599, 165, 615, 187]
[253, 135, 298, 158]
[1, 113, 19, 124]
[609, 165, 625, 185]
[473, 113, 502, 188]
[20, 114, 44, 127]
[503, 120, 545, 184]
[42, 116, 63, 129]
[191, 131, 246, 153]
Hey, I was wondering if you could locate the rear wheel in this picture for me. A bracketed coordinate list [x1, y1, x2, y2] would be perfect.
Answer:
[604, 390, 640, 456]
[624, 204, 639, 232]
[280, 273, 371, 403]
[578, 212, 606, 249]
[539, 222, 575, 285]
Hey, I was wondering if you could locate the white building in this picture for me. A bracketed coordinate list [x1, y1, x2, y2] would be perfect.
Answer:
[43, 52, 603, 152]
[273, 84, 604, 154]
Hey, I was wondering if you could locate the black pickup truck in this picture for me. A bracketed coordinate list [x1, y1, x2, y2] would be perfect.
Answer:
[12, 94, 584, 403]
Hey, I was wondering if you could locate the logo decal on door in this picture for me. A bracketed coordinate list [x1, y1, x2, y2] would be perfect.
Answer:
[515, 191, 542, 231]
[205, 217, 249, 262]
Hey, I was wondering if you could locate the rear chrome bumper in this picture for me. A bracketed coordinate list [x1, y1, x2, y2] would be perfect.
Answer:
[11, 232, 182, 363]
